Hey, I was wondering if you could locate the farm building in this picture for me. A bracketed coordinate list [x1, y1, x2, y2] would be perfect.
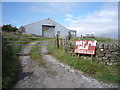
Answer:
[19, 18, 76, 38]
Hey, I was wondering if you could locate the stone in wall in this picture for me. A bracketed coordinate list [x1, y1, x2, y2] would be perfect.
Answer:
[95, 43, 119, 66]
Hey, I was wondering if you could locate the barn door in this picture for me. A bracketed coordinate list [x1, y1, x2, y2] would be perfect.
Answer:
[42, 25, 55, 38]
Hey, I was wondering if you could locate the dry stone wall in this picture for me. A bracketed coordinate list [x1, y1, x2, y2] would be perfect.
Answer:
[64, 40, 119, 66]
[95, 43, 119, 66]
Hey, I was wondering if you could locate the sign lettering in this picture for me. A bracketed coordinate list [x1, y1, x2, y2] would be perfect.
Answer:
[74, 40, 97, 55]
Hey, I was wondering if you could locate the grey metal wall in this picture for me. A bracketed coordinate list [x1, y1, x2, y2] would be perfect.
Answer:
[22, 18, 70, 38]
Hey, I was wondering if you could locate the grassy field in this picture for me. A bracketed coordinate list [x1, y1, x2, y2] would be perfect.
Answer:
[47, 45, 119, 84]
[71, 37, 118, 44]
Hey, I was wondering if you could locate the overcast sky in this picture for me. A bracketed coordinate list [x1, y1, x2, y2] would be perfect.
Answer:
[2, 2, 118, 39]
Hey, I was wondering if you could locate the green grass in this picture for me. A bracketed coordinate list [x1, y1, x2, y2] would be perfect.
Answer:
[2, 39, 21, 88]
[2, 32, 28, 88]
[47, 45, 119, 83]
[71, 37, 117, 44]
[30, 44, 46, 67]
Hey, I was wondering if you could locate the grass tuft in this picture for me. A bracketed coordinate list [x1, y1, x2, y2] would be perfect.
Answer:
[30, 44, 46, 67]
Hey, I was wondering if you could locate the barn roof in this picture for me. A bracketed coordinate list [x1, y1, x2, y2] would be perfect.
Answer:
[21, 18, 70, 30]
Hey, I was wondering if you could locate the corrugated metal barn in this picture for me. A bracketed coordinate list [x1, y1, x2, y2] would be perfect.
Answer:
[19, 18, 76, 38]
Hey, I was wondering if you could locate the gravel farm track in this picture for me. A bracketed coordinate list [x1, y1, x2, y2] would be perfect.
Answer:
[14, 41, 118, 88]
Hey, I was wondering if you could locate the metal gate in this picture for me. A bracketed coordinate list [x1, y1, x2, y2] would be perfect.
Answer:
[2, 36, 55, 55]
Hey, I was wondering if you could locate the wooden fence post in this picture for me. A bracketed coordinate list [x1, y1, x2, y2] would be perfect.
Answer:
[64, 38, 66, 51]
[39, 39, 41, 54]
[91, 55, 94, 62]
[22, 37, 23, 54]
[61, 38, 63, 48]
[57, 34, 59, 49]
[55, 38, 56, 48]
[62, 39, 64, 48]
[78, 54, 81, 58]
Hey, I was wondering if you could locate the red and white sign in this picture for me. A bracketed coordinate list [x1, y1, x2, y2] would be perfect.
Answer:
[74, 40, 97, 55]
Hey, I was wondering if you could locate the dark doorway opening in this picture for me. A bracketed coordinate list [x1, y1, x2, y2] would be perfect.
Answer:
[42, 25, 55, 38]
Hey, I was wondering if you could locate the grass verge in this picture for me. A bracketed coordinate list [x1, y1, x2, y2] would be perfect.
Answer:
[2, 35, 22, 88]
[47, 45, 119, 84]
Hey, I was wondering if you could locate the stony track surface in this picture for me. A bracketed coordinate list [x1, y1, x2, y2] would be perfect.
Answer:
[14, 41, 118, 88]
